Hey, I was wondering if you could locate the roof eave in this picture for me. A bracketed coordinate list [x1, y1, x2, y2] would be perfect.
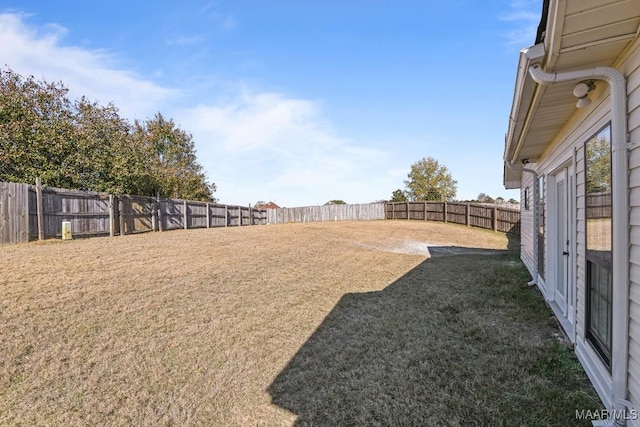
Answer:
[503, 44, 546, 187]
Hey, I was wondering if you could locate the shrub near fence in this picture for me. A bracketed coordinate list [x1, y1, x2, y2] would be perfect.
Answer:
[385, 201, 521, 235]
[0, 181, 267, 245]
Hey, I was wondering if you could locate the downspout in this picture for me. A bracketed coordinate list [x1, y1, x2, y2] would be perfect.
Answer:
[505, 160, 539, 287]
[529, 64, 631, 425]
[573, 146, 579, 345]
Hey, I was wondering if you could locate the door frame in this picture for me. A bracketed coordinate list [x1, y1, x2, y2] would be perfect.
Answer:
[548, 160, 576, 337]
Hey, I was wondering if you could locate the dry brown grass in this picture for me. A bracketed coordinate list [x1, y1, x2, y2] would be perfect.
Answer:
[0, 220, 599, 426]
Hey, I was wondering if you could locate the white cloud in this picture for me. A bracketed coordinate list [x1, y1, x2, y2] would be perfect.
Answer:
[200, 2, 238, 32]
[166, 35, 206, 46]
[178, 91, 393, 206]
[217, 15, 238, 31]
[0, 13, 176, 118]
[499, 1, 540, 47]
[0, 12, 397, 206]
[185, 91, 326, 153]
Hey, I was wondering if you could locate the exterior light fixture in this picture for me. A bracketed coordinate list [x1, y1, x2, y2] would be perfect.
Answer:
[573, 80, 596, 108]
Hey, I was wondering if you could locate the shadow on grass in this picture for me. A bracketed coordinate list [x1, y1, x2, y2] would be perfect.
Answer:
[267, 247, 601, 426]
[506, 229, 521, 252]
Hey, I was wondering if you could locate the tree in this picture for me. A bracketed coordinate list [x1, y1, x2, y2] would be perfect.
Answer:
[508, 198, 519, 204]
[404, 157, 457, 201]
[477, 193, 494, 203]
[326, 199, 346, 205]
[0, 68, 76, 187]
[71, 97, 141, 194]
[132, 113, 216, 201]
[586, 135, 611, 193]
[0, 68, 216, 201]
[390, 189, 408, 202]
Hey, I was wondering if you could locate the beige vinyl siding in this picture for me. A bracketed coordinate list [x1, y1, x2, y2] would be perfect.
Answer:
[575, 145, 586, 341]
[632, 264, 640, 409]
[625, 37, 640, 409]
[630, 329, 640, 408]
[539, 174, 548, 284]
[519, 173, 535, 276]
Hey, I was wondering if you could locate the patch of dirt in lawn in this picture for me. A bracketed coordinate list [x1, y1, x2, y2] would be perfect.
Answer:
[349, 220, 515, 257]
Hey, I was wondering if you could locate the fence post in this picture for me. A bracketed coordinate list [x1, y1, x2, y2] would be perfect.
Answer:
[109, 194, 115, 237]
[424, 202, 427, 221]
[406, 202, 410, 220]
[493, 206, 498, 232]
[119, 198, 125, 236]
[249, 204, 252, 225]
[157, 196, 163, 232]
[391, 203, 395, 220]
[225, 205, 228, 227]
[151, 197, 157, 232]
[444, 201, 448, 223]
[239, 206, 242, 226]
[183, 200, 188, 230]
[466, 203, 470, 227]
[206, 202, 210, 228]
[35, 177, 44, 241]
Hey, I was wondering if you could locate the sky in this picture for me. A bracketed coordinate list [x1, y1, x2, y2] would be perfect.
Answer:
[0, 0, 541, 207]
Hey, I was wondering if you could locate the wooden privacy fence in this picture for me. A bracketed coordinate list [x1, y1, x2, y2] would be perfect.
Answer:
[0, 182, 29, 245]
[586, 192, 611, 219]
[267, 203, 386, 224]
[0, 181, 266, 245]
[385, 201, 521, 235]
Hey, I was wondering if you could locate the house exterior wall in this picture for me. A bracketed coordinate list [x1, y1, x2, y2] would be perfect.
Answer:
[519, 173, 535, 276]
[518, 36, 640, 418]
[575, 140, 586, 344]
[624, 37, 640, 416]
[531, 100, 614, 407]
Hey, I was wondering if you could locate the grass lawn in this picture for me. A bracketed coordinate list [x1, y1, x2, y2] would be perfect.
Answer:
[0, 220, 601, 426]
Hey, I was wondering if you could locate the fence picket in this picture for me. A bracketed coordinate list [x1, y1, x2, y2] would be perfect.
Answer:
[267, 203, 386, 224]
[0, 181, 267, 244]
[384, 201, 521, 235]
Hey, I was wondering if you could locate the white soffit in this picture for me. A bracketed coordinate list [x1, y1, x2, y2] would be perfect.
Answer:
[510, 0, 640, 165]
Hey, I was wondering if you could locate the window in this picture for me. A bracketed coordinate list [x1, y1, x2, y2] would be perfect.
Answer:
[585, 124, 612, 368]
[524, 187, 530, 210]
[537, 176, 545, 280]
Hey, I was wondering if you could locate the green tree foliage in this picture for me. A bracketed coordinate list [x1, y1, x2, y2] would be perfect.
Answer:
[132, 113, 215, 200]
[72, 97, 142, 194]
[586, 134, 611, 193]
[404, 157, 457, 201]
[326, 199, 346, 205]
[390, 189, 408, 202]
[0, 69, 75, 187]
[0, 68, 216, 200]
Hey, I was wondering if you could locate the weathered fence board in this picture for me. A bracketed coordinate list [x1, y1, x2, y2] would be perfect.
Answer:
[2, 180, 521, 244]
[161, 199, 186, 231]
[28, 186, 112, 239]
[267, 203, 386, 224]
[0, 182, 29, 244]
[385, 201, 521, 235]
[586, 192, 611, 219]
[0, 181, 266, 244]
[120, 195, 154, 235]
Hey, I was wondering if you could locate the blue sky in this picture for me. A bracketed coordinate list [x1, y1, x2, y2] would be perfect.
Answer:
[0, 1, 540, 206]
